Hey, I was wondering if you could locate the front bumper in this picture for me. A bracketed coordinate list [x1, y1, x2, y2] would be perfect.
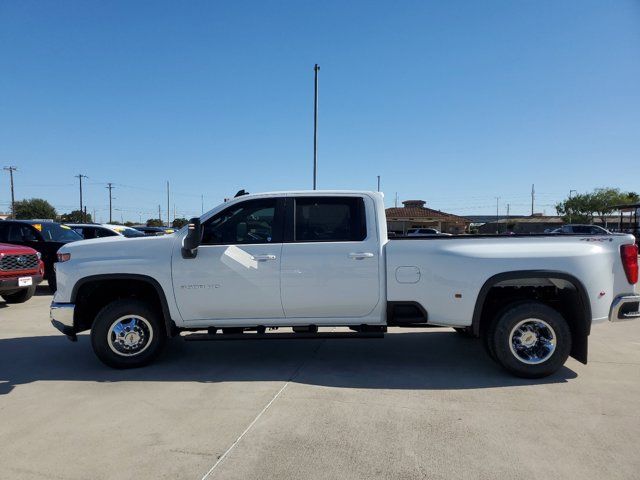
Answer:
[0, 274, 43, 293]
[50, 302, 77, 341]
[609, 294, 640, 322]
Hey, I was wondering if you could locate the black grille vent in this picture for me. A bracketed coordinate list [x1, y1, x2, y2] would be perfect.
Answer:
[0, 254, 39, 271]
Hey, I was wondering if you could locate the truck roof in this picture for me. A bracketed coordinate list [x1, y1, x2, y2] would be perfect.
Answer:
[230, 190, 383, 200]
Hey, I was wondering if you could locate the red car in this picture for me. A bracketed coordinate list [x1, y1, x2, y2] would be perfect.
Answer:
[0, 243, 45, 304]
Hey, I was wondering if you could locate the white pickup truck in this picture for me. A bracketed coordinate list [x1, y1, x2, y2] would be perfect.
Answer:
[50, 191, 640, 378]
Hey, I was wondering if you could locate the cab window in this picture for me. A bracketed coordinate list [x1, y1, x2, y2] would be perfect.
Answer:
[293, 197, 366, 242]
[201, 199, 279, 245]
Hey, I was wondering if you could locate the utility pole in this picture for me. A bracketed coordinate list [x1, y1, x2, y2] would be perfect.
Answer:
[568, 190, 577, 223]
[106, 183, 114, 223]
[495, 197, 500, 234]
[506, 203, 510, 231]
[158, 204, 161, 223]
[201, 194, 204, 215]
[531, 184, 535, 216]
[312, 63, 320, 190]
[166, 181, 170, 228]
[377, 176, 381, 192]
[395, 192, 398, 208]
[75, 174, 88, 222]
[3, 166, 17, 218]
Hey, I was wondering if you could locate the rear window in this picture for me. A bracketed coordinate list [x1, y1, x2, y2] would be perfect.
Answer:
[294, 197, 366, 242]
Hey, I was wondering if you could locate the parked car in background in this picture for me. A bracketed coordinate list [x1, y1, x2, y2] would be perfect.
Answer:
[132, 226, 175, 236]
[406, 228, 452, 236]
[0, 243, 45, 303]
[0, 220, 82, 291]
[552, 224, 611, 235]
[66, 223, 145, 239]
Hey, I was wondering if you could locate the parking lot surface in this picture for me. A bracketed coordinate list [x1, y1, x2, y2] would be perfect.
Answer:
[1, 287, 640, 480]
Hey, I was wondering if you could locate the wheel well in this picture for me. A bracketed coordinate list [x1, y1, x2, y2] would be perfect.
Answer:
[473, 272, 591, 364]
[73, 278, 171, 334]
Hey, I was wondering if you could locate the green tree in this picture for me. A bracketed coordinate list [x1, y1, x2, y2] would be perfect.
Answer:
[146, 218, 164, 227]
[60, 210, 93, 223]
[555, 188, 638, 225]
[14, 198, 57, 220]
[172, 217, 189, 228]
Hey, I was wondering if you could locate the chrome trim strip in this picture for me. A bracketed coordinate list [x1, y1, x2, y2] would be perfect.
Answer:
[609, 295, 640, 322]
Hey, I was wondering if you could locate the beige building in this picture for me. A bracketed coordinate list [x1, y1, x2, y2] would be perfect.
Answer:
[386, 200, 471, 235]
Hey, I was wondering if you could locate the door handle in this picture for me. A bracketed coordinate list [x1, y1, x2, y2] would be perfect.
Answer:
[252, 254, 277, 261]
[348, 252, 374, 260]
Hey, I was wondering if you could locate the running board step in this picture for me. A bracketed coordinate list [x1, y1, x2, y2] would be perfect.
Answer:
[183, 331, 385, 341]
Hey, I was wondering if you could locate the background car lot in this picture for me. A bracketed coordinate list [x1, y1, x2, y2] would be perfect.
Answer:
[1, 287, 640, 480]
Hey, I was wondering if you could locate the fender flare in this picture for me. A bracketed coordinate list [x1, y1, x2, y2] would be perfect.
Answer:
[71, 273, 176, 336]
[471, 270, 592, 363]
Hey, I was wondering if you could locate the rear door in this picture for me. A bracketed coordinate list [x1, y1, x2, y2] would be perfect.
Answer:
[280, 195, 380, 319]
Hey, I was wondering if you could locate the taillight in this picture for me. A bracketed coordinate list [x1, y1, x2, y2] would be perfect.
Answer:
[621, 244, 638, 284]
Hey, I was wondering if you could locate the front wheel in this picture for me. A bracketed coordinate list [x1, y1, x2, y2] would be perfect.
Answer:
[1, 285, 36, 304]
[91, 299, 167, 369]
[487, 301, 571, 378]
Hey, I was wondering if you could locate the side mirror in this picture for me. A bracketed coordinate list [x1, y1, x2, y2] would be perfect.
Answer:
[182, 218, 202, 259]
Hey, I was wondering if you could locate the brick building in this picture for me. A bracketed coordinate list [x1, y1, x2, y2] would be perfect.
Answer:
[386, 200, 471, 235]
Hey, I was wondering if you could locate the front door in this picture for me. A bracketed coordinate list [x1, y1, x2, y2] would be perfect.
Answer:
[172, 198, 285, 321]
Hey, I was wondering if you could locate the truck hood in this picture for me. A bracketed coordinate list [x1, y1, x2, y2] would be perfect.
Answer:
[57, 234, 177, 259]
[0, 243, 39, 256]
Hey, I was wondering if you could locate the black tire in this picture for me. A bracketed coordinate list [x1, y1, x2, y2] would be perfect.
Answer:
[1, 285, 36, 304]
[91, 299, 167, 369]
[487, 301, 571, 378]
[453, 327, 474, 338]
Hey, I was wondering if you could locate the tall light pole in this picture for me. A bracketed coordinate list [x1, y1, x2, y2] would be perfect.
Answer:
[313, 64, 320, 190]
[3, 166, 17, 218]
[377, 175, 381, 192]
[75, 174, 88, 222]
[495, 197, 500, 234]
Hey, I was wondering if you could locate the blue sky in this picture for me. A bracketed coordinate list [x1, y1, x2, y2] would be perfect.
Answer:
[1, 0, 639, 222]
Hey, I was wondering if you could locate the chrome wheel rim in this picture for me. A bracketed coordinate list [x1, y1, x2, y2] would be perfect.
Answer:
[509, 318, 556, 365]
[107, 315, 153, 357]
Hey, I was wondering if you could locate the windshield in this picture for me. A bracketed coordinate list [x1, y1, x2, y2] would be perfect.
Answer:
[34, 223, 83, 242]
[121, 228, 145, 238]
[109, 226, 146, 238]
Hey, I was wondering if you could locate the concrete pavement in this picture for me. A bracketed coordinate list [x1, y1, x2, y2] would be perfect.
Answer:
[1, 287, 639, 479]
